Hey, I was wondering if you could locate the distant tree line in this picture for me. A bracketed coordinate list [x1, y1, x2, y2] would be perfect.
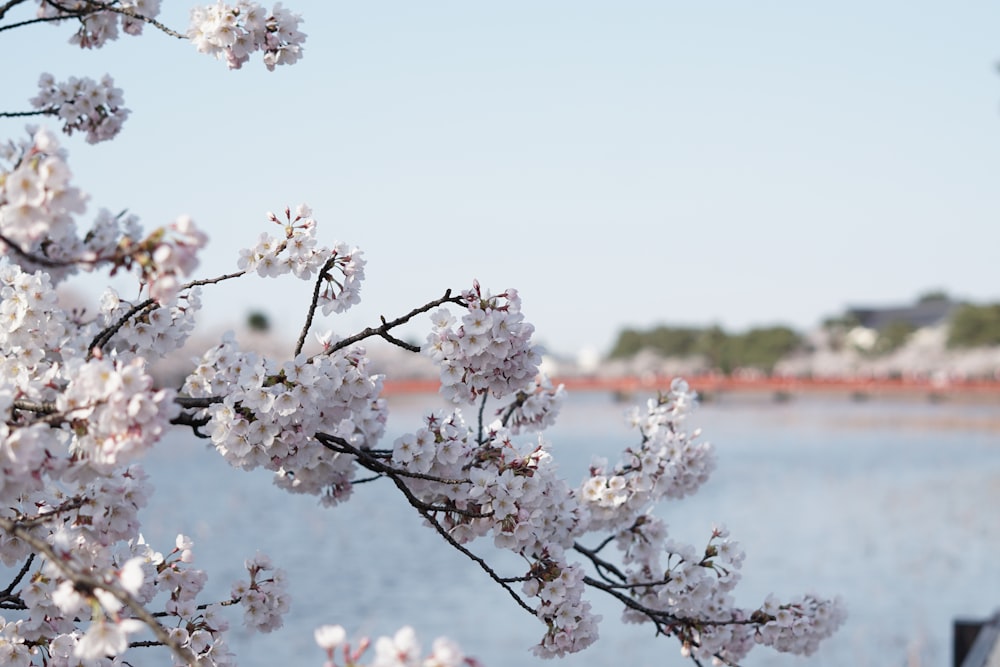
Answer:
[609, 298, 1000, 373]
[608, 325, 802, 374]
[948, 303, 1000, 348]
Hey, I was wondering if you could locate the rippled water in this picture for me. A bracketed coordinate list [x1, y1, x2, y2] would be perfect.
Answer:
[136, 392, 1000, 667]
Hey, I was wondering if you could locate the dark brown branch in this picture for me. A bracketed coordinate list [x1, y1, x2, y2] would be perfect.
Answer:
[0, 12, 75, 31]
[376, 320, 420, 352]
[573, 541, 627, 583]
[294, 255, 339, 356]
[12, 399, 58, 415]
[14, 498, 86, 528]
[499, 391, 528, 428]
[0, 110, 52, 118]
[87, 270, 245, 357]
[582, 574, 763, 630]
[476, 392, 488, 445]
[316, 433, 472, 493]
[82, 0, 186, 38]
[351, 474, 382, 485]
[321, 290, 464, 357]
[315, 432, 534, 615]
[1, 553, 34, 598]
[0, 233, 86, 268]
[151, 597, 239, 618]
[24, 0, 185, 38]
[88, 300, 157, 357]
[169, 412, 211, 438]
[0, 0, 31, 22]
[174, 396, 224, 409]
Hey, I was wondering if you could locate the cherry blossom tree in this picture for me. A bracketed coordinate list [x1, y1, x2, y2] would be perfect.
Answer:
[0, 2, 845, 666]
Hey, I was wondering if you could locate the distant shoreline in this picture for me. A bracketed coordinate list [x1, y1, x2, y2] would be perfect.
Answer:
[381, 375, 1000, 402]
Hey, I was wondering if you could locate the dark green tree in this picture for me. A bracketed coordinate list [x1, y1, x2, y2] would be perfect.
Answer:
[948, 303, 1000, 348]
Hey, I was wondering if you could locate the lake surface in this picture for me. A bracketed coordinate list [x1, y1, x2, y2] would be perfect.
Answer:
[136, 391, 1000, 667]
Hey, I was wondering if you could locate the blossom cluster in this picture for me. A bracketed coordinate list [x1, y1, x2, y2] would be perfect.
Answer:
[580, 378, 716, 532]
[237, 205, 365, 314]
[0, 252, 291, 663]
[188, 2, 307, 70]
[315, 624, 482, 667]
[424, 282, 542, 404]
[391, 409, 599, 655]
[0, 162, 283, 666]
[385, 372, 845, 660]
[755, 592, 847, 656]
[57, 356, 178, 469]
[116, 215, 210, 303]
[155, 537, 289, 665]
[37, 0, 163, 48]
[184, 333, 387, 505]
[501, 376, 565, 435]
[0, 128, 208, 296]
[232, 552, 290, 633]
[30, 73, 129, 144]
[0, 127, 87, 278]
[97, 286, 202, 363]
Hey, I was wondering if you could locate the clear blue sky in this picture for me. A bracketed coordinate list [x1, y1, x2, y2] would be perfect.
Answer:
[5, 2, 1000, 357]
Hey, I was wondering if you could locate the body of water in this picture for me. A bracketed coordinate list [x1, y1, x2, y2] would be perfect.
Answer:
[135, 391, 1000, 667]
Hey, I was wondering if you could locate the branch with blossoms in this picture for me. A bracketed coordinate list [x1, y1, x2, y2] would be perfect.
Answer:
[0, 122, 846, 664]
[308, 377, 842, 664]
[0, 0, 184, 38]
[0, 514, 198, 663]
[0, 2, 846, 665]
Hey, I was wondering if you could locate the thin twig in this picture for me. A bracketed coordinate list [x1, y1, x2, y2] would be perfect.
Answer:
[88, 300, 157, 357]
[317, 434, 470, 488]
[573, 541, 628, 583]
[476, 393, 488, 445]
[86, 270, 245, 357]
[0, 13, 75, 32]
[174, 396, 224, 409]
[169, 412, 211, 438]
[0, 0, 30, 22]
[376, 318, 420, 352]
[12, 399, 58, 415]
[0, 110, 52, 118]
[498, 391, 528, 428]
[0, 233, 85, 268]
[294, 255, 339, 356]
[34, 0, 185, 38]
[0, 553, 34, 598]
[315, 432, 534, 615]
[321, 290, 464, 357]
[13, 498, 86, 528]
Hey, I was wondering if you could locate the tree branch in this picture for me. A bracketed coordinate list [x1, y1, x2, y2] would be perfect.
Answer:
[0, 110, 52, 119]
[572, 541, 628, 583]
[321, 290, 464, 357]
[0, 0, 30, 22]
[0, 553, 35, 609]
[294, 254, 339, 356]
[0, 233, 90, 269]
[0, 13, 74, 32]
[476, 392, 489, 445]
[86, 270, 245, 357]
[33, 0, 186, 38]
[315, 432, 534, 615]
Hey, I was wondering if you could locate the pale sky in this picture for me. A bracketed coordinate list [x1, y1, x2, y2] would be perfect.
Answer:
[5, 2, 1000, 357]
